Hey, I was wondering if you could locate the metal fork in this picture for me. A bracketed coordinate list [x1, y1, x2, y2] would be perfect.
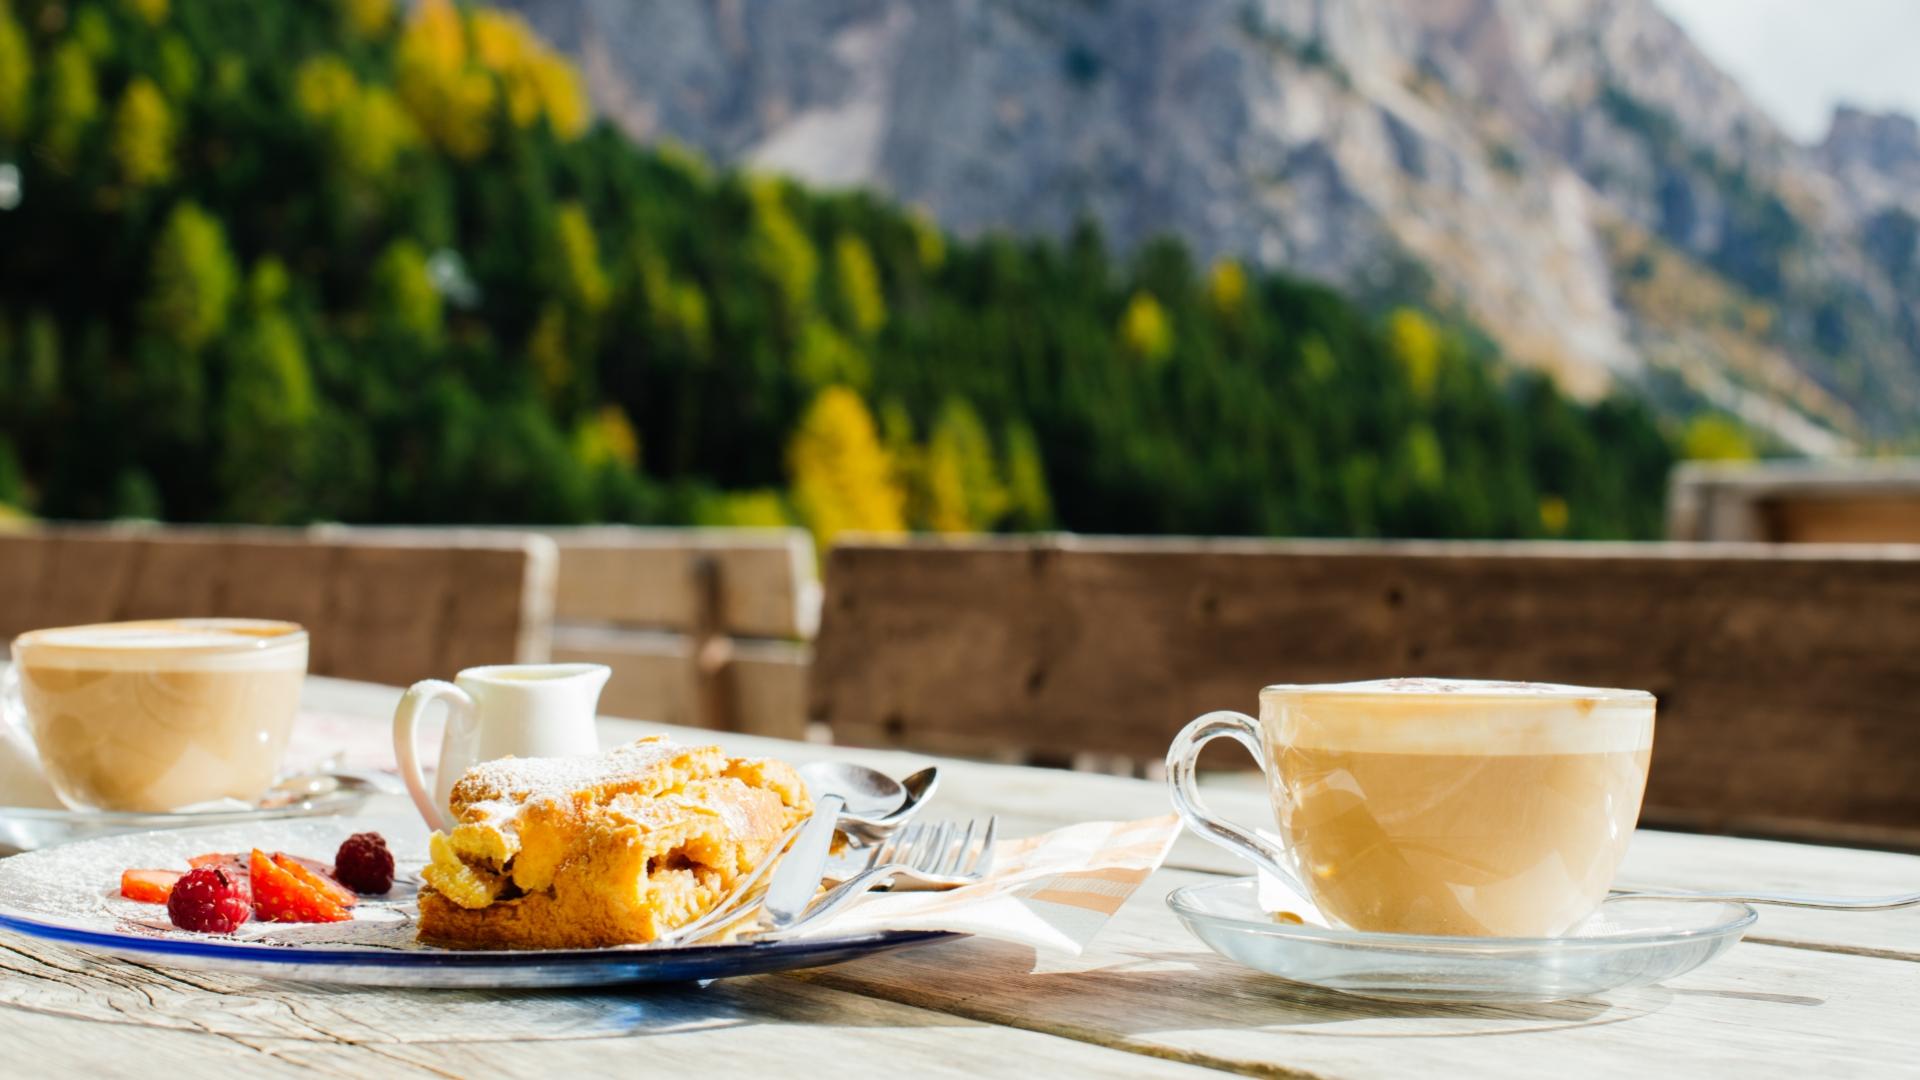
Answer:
[772, 816, 997, 937]
[651, 817, 810, 947]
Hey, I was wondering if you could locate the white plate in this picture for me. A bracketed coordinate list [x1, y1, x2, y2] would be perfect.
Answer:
[0, 815, 956, 988]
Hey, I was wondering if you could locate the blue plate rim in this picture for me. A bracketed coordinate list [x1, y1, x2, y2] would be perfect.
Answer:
[0, 909, 963, 969]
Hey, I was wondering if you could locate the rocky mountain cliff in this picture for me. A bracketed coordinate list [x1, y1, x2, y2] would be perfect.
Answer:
[501, 0, 1920, 449]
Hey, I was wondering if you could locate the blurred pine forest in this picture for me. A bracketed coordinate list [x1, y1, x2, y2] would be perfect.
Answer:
[0, 0, 1677, 542]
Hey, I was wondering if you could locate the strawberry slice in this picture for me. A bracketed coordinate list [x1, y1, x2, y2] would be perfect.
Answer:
[120, 868, 183, 903]
[249, 848, 349, 923]
[271, 851, 358, 909]
[188, 852, 248, 875]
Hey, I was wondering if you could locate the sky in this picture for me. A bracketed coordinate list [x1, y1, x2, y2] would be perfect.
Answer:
[1654, 0, 1920, 144]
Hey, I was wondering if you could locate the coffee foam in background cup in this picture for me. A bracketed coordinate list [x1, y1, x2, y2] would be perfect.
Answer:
[17, 619, 308, 672]
[1260, 677, 1656, 756]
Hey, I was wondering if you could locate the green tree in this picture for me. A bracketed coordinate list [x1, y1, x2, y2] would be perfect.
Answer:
[1003, 421, 1053, 530]
[340, 0, 395, 39]
[111, 77, 174, 187]
[0, 4, 30, 140]
[220, 264, 318, 521]
[41, 43, 100, 158]
[145, 201, 237, 350]
[923, 398, 1007, 533]
[793, 319, 868, 390]
[371, 239, 442, 343]
[555, 200, 609, 311]
[748, 177, 818, 324]
[834, 233, 886, 337]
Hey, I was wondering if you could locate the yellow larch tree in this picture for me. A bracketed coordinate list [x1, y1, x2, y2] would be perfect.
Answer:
[1119, 290, 1172, 366]
[1386, 307, 1441, 400]
[787, 386, 905, 547]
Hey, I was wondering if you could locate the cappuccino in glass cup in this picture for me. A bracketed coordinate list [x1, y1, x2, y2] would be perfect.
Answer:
[4, 619, 309, 813]
[1167, 678, 1655, 937]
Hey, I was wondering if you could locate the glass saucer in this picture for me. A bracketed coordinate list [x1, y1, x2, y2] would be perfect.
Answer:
[1168, 877, 1755, 1004]
[0, 773, 383, 855]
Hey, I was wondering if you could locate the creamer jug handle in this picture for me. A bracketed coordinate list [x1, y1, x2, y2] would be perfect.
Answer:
[393, 679, 473, 833]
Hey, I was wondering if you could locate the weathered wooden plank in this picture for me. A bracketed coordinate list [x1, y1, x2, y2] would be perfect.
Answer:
[0, 534, 54, 638]
[812, 538, 1920, 846]
[1668, 458, 1920, 542]
[0, 932, 1221, 1078]
[797, 866, 1920, 1080]
[542, 526, 819, 639]
[552, 626, 811, 739]
[553, 626, 697, 723]
[0, 532, 140, 636]
[730, 637, 813, 740]
[0, 529, 553, 687]
[115, 536, 231, 620]
[1763, 495, 1920, 543]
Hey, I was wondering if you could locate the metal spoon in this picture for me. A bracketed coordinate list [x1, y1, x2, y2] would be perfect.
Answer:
[797, 762, 909, 820]
[766, 764, 910, 928]
[842, 766, 940, 843]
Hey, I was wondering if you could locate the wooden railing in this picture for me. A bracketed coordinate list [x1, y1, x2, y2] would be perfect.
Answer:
[812, 536, 1920, 849]
[1670, 459, 1920, 542]
[0, 523, 817, 738]
[535, 527, 817, 740]
[0, 525, 555, 686]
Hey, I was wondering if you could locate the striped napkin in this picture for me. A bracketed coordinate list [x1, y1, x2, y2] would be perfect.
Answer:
[798, 815, 1180, 955]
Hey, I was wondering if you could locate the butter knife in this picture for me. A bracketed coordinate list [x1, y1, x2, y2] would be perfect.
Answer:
[762, 793, 844, 929]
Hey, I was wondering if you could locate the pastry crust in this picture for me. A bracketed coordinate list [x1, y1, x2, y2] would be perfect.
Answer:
[417, 736, 810, 949]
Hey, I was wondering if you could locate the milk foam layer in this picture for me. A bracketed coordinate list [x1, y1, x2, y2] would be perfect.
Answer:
[15, 619, 307, 672]
[1261, 678, 1655, 755]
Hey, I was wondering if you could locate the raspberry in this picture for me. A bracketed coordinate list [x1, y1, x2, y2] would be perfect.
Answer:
[333, 831, 395, 895]
[250, 848, 350, 923]
[167, 867, 252, 933]
[120, 868, 183, 904]
[272, 851, 358, 909]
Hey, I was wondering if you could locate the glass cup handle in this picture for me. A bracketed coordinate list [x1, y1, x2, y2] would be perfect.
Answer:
[1165, 710, 1308, 894]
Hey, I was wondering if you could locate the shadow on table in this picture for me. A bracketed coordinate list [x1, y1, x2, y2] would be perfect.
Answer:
[0, 934, 994, 1045]
[797, 936, 1685, 1040]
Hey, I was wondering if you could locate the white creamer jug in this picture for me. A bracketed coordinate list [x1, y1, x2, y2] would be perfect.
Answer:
[392, 663, 609, 831]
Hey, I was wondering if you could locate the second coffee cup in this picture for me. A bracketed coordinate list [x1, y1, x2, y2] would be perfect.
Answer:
[1167, 678, 1656, 937]
[3, 619, 309, 813]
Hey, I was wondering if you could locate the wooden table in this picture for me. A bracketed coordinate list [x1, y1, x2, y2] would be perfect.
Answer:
[0, 676, 1915, 1078]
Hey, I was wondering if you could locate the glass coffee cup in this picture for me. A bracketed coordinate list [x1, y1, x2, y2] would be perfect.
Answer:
[1167, 678, 1656, 937]
[2, 619, 309, 813]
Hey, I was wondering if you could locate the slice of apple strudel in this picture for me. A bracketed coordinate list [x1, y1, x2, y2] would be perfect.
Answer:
[418, 736, 810, 948]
